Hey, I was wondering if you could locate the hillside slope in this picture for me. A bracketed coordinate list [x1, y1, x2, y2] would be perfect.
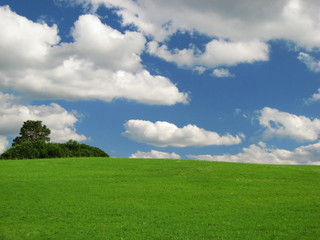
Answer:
[0, 157, 319, 240]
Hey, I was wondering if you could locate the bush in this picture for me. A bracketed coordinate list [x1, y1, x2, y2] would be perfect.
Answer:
[0, 140, 109, 160]
[1, 141, 41, 159]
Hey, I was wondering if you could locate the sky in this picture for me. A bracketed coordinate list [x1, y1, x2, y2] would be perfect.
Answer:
[0, 0, 319, 164]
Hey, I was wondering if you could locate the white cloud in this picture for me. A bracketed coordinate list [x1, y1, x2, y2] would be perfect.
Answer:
[298, 52, 320, 72]
[193, 66, 207, 74]
[80, 0, 320, 49]
[201, 40, 269, 67]
[309, 89, 320, 102]
[188, 141, 320, 165]
[147, 41, 195, 67]
[0, 6, 188, 105]
[0, 6, 60, 68]
[0, 92, 87, 149]
[212, 68, 234, 78]
[0, 136, 9, 154]
[147, 40, 269, 68]
[259, 107, 320, 141]
[130, 150, 181, 159]
[123, 120, 244, 147]
[70, 14, 146, 72]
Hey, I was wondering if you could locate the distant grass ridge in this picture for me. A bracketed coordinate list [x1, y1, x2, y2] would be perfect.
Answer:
[0, 157, 319, 239]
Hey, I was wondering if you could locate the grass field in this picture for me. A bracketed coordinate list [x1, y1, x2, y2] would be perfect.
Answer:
[0, 157, 319, 240]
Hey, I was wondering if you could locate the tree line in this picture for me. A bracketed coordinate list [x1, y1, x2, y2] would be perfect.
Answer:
[0, 120, 109, 160]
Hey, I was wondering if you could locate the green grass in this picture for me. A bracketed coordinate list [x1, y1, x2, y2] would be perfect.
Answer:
[0, 157, 319, 240]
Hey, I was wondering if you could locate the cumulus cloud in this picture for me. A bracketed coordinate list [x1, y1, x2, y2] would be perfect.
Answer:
[70, 14, 146, 72]
[147, 41, 195, 67]
[0, 6, 188, 105]
[188, 141, 320, 165]
[212, 68, 234, 78]
[187, 107, 320, 165]
[309, 89, 320, 102]
[298, 52, 320, 72]
[201, 40, 269, 67]
[130, 150, 181, 159]
[147, 40, 269, 68]
[60, 0, 320, 74]
[259, 107, 320, 141]
[77, 0, 320, 49]
[123, 120, 244, 147]
[0, 92, 87, 153]
[0, 6, 60, 68]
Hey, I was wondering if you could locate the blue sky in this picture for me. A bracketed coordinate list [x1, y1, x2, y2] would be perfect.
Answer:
[0, 0, 319, 164]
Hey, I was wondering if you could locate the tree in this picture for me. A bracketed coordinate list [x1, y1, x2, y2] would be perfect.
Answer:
[1, 120, 109, 159]
[12, 120, 51, 146]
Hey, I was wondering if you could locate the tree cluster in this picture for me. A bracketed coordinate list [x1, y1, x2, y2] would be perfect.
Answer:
[0, 120, 109, 160]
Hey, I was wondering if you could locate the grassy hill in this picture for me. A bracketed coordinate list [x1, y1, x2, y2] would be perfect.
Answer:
[0, 157, 319, 240]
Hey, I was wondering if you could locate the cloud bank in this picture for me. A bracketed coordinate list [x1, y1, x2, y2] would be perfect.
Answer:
[76, 0, 320, 48]
[67, 0, 320, 73]
[0, 6, 188, 105]
[147, 40, 269, 69]
[189, 107, 320, 165]
[123, 120, 244, 147]
[130, 150, 181, 159]
[188, 141, 320, 165]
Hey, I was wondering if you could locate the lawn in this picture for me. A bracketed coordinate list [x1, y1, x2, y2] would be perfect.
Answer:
[0, 157, 319, 239]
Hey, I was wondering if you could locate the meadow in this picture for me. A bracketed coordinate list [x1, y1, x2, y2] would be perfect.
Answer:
[0, 157, 319, 240]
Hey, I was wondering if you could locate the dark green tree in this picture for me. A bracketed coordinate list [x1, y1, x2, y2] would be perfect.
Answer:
[13, 120, 51, 146]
